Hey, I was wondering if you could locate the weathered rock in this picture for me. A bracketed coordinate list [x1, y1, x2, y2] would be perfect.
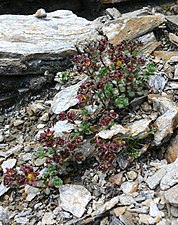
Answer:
[153, 51, 178, 60]
[166, 16, 178, 32]
[101, 0, 129, 3]
[160, 158, 178, 190]
[138, 32, 161, 56]
[109, 172, 123, 186]
[169, 33, 178, 47]
[103, 15, 165, 44]
[0, 182, 10, 197]
[146, 167, 167, 189]
[59, 184, 91, 218]
[0, 10, 100, 76]
[149, 75, 167, 92]
[41, 212, 56, 225]
[105, 7, 121, 20]
[174, 65, 178, 79]
[120, 181, 139, 194]
[164, 135, 178, 163]
[96, 124, 129, 139]
[51, 78, 86, 114]
[24, 185, 40, 201]
[164, 185, 178, 206]
[148, 94, 178, 146]
[1, 158, 17, 173]
[53, 120, 76, 136]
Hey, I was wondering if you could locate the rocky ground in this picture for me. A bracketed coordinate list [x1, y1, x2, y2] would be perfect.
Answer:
[0, 2, 178, 225]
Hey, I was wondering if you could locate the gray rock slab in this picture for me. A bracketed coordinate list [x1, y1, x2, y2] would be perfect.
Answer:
[146, 167, 167, 189]
[59, 184, 92, 218]
[0, 10, 100, 76]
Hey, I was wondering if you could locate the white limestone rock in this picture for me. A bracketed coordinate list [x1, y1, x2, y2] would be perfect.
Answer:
[59, 184, 92, 218]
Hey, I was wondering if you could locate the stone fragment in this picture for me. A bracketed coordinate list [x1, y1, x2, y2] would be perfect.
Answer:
[174, 65, 178, 80]
[13, 119, 24, 127]
[59, 184, 91, 218]
[103, 15, 165, 44]
[153, 51, 178, 60]
[0, 145, 23, 158]
[127, 171, 138, 180]
[154, 110, 177, 146]
[34, 8, 47, 18]
[0, 206, 9, 222]
[109, 172, 123, 186]
[165, 81, 178, 90]
[0, 182, 10, 197]
[105, 7, 121, 19]
[149, 201, 164, 218]
[169, 33, 178, 47]
[128, 118, 152, 138]
[120, 181, 139, 194]
[113, 207, 127, 216]
[40, 113, 49, 122]
[96, 124, 129, 139]
[171, 205, 178, 217]
[164, 185, 178, 206]
[53, 120, 75, 136]
[119, 195, 136, 205]
[166, 16, 178, 32]
[164, 135, 178, 163]
[25, 185, 40, 201]
[101, 0, 129, 3]
[27, 103, 45, 115]
[146, 167, 167, 189]
[138, 32, 161, 56]
[15, 217, 29, 224]
[51, 78, 86, 114]
[139, 214, 159, 225]
[160, 158, 178, 190]
[149, 75, 167, 92]
[1, 158, 17, 173]
[119, 211, 135, 225]
[92, 196, 120, 216]
[41, 212, 56, 225]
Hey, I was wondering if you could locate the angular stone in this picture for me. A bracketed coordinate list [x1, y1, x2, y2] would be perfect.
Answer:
[119, 195, 136, 205]
[166, 16, 178, 32]
[164, 185, 178, 206]
[51, 78, 87, 114]
[0, 182, 10, 197]
[1, 158, 17, 173]
[109, 172, 123, 186]
[53, 120, 76, 136]
[164, 135, 178, 163]
[146, 167, 167, 189]
[160, 158, 178, 190]
[42, 212, 56, 225]
[154, 110, 177, 146]
[138, 32, 161, 56]
[149, 75, 167, 92]
[120, 181, 139, 194]
[96, 124, 129, 139]
[149, 201, 164, 218]
[103, 15, 165, 44]
[128, 118, 152, 138]
[59, 184, 91, 218]
[101, 0, 129, 3]
[13, 119, 24, 127]
[24, 185, 40, 201]
[105, 7, 121, 20]
[169, 33, 178, 47]
[153, 51, 178, 60]
[113, 207, 127, 216]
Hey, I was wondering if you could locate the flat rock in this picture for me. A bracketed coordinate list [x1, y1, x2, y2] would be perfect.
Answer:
[169, 33, 178, 47]
[1, 158, 17, 173]
[166, 16, 178, 32]
[0, 182, 10, 197]
[102, 15, 165, 44]
[51, 78, 86, 114]
[146, 167, 167, 189]
[138, 32, 161, 56]
[160, 158, 178, 190]
[164, 184, 178, 206]
[0, 10, 100, 76]
[59, 184, 91, 218]
[53, 120, 76, 136]
[153, 51, 178, 60]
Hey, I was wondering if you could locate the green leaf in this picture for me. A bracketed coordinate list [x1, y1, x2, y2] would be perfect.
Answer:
[128, 91, 135, 97]
[44, 188, 50, 195]
[115, 97, 129, 108]
[36, 150, 46, 158]
[52, 177, 63, 188]
[48, 148, 55, 155]
[81, 107, 89, 115]
[146, 63, 156, 74]
[99, 67, 108, 77]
